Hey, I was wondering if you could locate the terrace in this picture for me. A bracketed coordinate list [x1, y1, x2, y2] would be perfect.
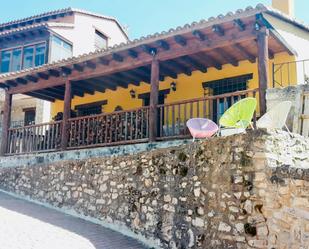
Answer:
[0, 7, 296, 156]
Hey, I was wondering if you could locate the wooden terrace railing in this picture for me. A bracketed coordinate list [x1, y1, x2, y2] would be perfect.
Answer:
[5, 89, 258, 155]
[7, 121, 62, 155]
[67, 106, 150, 149]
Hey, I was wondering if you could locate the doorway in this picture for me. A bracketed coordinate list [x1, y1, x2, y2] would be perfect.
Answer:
[202, 74, 253, 123]
[139, 89, 170, 136]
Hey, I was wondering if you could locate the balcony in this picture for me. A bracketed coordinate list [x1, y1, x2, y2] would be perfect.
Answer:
[4, 89, 258, 155]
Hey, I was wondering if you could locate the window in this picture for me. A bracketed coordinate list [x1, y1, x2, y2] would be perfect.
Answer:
[35, 44, 46, 66]
[0, 43, 46, 73]
[202, 74, 253, 122]
[1, 50, 10, 73]
[95, 30, 108, 50]
[11, 49, 22, 71]
[75, 100, 108, 117]
[23, 108, 36, 126]
[23, 46, 35, 69]
[50, 35, 73, 62]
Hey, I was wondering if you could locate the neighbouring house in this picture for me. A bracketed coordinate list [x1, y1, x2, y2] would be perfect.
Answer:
[0, 0, 308, 156]
[0, 8, 128, 131]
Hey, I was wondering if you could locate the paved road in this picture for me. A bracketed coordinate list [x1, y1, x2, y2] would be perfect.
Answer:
[0, 192, 148, 249]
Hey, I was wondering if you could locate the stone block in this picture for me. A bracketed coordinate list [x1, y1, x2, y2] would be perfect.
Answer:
[218, 222, 231, 232]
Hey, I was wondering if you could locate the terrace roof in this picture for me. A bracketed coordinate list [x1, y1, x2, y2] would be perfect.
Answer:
[0, 4, 301, 102]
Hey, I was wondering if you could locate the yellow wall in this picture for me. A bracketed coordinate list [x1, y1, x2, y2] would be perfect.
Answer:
[51, 52, 295, 119]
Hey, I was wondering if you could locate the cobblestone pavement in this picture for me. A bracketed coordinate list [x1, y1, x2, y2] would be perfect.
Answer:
[0, 192, 148, 249]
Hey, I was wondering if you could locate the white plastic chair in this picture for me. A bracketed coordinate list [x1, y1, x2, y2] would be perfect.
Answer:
[186, 118, 219, 141]
[256, 101, 292, 132]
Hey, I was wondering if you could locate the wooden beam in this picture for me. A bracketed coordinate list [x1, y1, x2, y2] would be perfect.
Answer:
[8, 76, 65, 94]
[73, 82, 95, 95]
[233, 19, 246, 31]
[16, 78, 27, 85]
[174, 35, 187, 46]
[73, 64, 84, 72]
[26, 92, 55, 102]
[159, 65, 178, 79]
[156, 40, 170, 50]
[25, 75, 38, 83]
[95, 77, 118, 91]
[112, 53, 124, 62]
[192, 30, 207, 41]
[257, 28, 269, 115]
[6, 80, 17, 87]
[57, 85, 84, 98]
[37, 72, 49, 80]
[83, 79, 106, 93]
[163, 60, 191, 76]
[35, 89, 64, 100]
[61, 79, 71, 150]
[99, 58, 109, 65]
[49, 87, 65, 96]
[212, 25, 225, 36]
[214, 48, 239, 67]
[0, 91, 12, 156]
[180, 56, 207, 73]
[61, 66, 72, 75]
[85, 60, 96, 70]
[125, 71, 149, 83]
[233, 43, 256, 63]
[128, 50, 138, 58]
[48, 69, 60, 77]
[141, 45, 157, 55]
[149, 58, 159, 142]
[105, 75, 129, 88]
[195, 53, 222, 70]
[116, 71, 143, 86]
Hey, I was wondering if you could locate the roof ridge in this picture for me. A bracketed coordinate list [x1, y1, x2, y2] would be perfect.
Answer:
[70, 8, 117, 21]
[0, 8, 73, 28]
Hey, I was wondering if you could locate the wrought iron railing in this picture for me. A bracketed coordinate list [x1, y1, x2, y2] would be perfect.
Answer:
[157, 89, 258, 139]
[273, 59, 309, 87]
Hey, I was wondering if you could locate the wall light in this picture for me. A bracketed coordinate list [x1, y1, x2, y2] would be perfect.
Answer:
[130, 89, 136, 98]
[170, 82, 177, 91]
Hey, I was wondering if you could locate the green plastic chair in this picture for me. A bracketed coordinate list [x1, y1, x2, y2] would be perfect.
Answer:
[219, 97, 257, 130]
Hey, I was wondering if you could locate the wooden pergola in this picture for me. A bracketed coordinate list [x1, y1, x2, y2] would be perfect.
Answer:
[0, 10, 295, 155]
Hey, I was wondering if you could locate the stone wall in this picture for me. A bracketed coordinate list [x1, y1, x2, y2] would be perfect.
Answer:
[0, 130, 308, 248]
[266, 85, 309, 133]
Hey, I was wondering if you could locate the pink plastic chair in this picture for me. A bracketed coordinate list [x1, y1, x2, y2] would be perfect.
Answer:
[186, 118, 219, 141]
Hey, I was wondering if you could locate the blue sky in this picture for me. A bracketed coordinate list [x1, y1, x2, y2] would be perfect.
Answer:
[0, 0, 308, 39]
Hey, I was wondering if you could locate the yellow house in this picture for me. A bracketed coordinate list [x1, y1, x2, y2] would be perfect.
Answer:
[0, 0, 308, 155]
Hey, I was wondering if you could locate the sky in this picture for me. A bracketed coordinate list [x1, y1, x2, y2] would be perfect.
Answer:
[0, 0, 308, 39]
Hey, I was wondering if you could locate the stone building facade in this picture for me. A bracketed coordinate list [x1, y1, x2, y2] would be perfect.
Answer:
[0, 130, 308, 248]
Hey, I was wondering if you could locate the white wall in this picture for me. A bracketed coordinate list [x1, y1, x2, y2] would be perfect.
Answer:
[50, 12, 128, 57]
[265, 14, 309, 84]
[39, 12, 128, 122]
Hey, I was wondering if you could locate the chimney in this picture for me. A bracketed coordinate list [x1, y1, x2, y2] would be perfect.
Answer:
[272, 0, 295, 17]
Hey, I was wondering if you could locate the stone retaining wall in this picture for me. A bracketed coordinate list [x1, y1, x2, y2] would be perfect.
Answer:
[0, 130, 308, 248]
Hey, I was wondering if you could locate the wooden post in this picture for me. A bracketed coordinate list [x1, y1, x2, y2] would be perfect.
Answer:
[0, 91, 12, 156]
[149, 57, 159, 142]
[257, 28, 270, 115]
[61, 79, 72, 150]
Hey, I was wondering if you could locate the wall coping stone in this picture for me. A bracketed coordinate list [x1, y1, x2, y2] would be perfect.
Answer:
[0, 139, 190, 168]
